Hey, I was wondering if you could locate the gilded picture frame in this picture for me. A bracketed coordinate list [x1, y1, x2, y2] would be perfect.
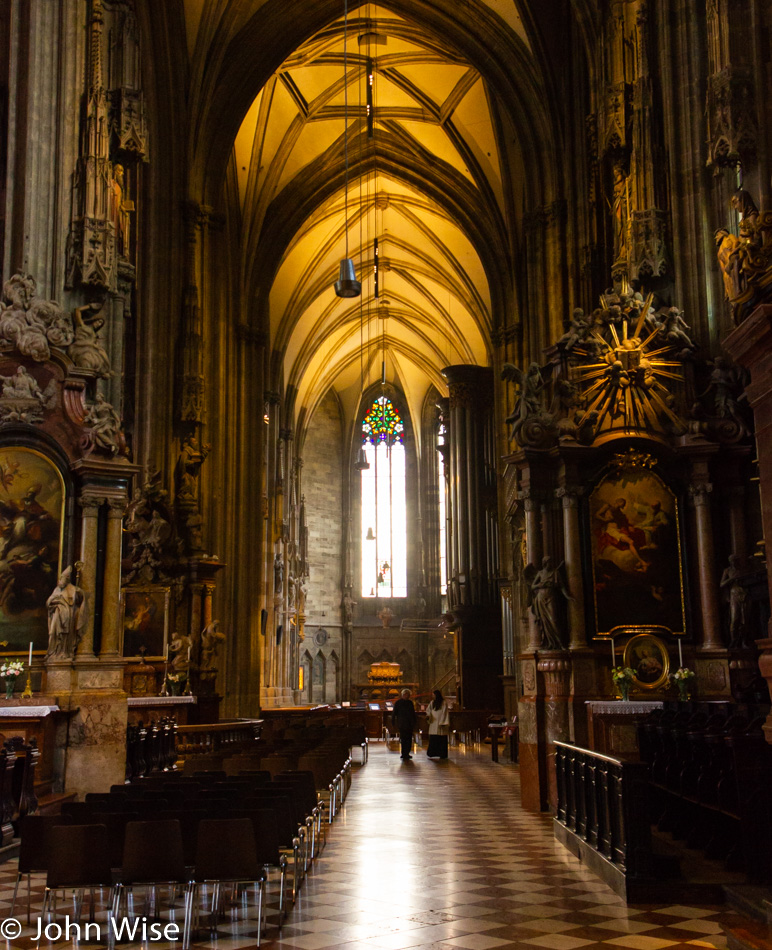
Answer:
[623, 632, 670, 691]
[121, 586, 171, 660]
[589, 465, 686, 638]
[0, 447, 65, 656]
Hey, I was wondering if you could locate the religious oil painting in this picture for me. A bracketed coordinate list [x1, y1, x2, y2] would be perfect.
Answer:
[589, 466, 685, 637]
[623, 632, 670, 691]
[121, 587, 170, 660]
[0, 447, 65, 655]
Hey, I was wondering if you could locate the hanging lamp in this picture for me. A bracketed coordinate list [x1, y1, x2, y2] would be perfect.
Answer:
[354, 446, 370, 471]
[366, 526, 376, 541]
[334, 0, 361, 299]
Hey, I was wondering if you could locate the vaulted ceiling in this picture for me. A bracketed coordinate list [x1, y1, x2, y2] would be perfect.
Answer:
[182, 0, 541, 442]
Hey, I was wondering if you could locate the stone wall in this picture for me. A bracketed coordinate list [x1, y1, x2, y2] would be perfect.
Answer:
[302, 392, 345, 702]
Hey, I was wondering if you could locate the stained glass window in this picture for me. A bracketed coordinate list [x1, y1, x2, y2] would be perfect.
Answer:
[361, 397, 407, 598]
[362, 396, 404, 446]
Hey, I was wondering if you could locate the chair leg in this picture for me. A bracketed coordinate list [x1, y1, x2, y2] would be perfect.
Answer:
[257, 879, 264, 948]
[10, 871, 21, 923]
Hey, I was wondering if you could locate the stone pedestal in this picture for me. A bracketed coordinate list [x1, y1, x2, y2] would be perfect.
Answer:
[517, 652, 545, 811]
[539, 651, 571, 812]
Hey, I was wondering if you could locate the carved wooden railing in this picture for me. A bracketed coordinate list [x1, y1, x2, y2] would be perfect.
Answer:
[554, 741, 652, 879]
[175, 719, 262, 756]
[125, 718, 178, 781]
[125, 718, 263, 781]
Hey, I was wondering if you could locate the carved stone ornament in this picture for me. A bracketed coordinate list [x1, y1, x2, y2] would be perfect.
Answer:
[81, 393, 127, 457]
[198, 620, 226, 679]
[0, 367, 57, 423]
[124, 467, 174, 585]
[629, 208, 668, 280]
[706, 67, 757, 171]
[716, 190, 772, 324]
[0, 275, 74, 362]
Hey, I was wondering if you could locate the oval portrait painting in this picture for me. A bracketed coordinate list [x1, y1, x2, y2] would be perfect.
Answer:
[0, 448, 64, 653]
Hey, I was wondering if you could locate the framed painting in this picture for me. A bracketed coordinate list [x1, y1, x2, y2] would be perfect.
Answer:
[121, 587, 170, 660]
[623, 632, 670, 691]
[589, 465, 685, 637]
[0, 447, 64, 655]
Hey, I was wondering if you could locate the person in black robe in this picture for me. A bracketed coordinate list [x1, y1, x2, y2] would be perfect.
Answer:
[391, 689, 416, 760]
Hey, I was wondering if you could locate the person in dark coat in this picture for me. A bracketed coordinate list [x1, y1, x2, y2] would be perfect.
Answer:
[391, 688, 416, 760]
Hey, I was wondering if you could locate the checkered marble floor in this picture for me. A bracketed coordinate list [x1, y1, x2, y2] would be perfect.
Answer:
[0, 742, 752, 949]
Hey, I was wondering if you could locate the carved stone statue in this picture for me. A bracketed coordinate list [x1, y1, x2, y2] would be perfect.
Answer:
[169, 632, 192, 677]
[650, 306, 695, 352]
[175, 435, 210, 503]
[715, 190, 772, 324]
[69, 303, 111, 377]
[502, 362, 555, 446]
[274, 552, 284, 594]
[611, 162, 629, 265]
[111, 164, 135, 260]
[342, 590, 356, 628]
[199, 620, 226, 675]
[83, 393, 126, 456]
[721, 554, 749, 648]
[557, 309, 591, 352]
[700, 357, 748, 433]
[523, 556, 571, 650]
[47, 564, 88, 658]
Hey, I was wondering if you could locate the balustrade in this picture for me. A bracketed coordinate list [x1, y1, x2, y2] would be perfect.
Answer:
[554, 741, 656, 897]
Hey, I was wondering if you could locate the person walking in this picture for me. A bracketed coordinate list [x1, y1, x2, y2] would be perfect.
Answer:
[426, 689, 450, 759]
[392, 688, 417, 760]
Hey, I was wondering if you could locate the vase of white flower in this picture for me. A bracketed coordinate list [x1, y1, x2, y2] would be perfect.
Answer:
[670, 667, 695, 701]
[611, 666, 635, 701]
[0, 660, 24, 700]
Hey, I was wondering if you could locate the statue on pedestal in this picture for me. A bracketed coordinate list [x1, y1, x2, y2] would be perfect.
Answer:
[199, 620, 226, 679]
[47, 563, 87, 658]
[524, 556, 571, 650]
[721, 554, 750, 648]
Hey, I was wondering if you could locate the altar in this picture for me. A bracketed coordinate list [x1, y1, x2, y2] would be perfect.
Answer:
[586, 700, 664, 760]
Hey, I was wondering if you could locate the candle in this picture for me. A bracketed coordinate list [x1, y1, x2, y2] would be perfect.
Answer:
[610, 637, 615, 666]
[677, 638, 683, 669]
[28, 641, 32, 668]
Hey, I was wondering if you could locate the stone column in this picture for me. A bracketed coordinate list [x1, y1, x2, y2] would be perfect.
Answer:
[557, 487, 586, 650]
[100, 502, 126, 656]
[727, 485, 748, 561]
[724, 305, 772, 738]
[441, 365, 502, 708]
[76, 497, 102, 658]
[689, 482, 724, 651]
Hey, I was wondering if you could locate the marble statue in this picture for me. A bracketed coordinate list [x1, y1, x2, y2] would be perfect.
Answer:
[0, 274, 74, 362]
[69, 303, 112, 377]
[523, 556, 571, 650]
[83, 393, 125, 456]
[501, 361, 553, 445]
[274, 552, 284, 594]
[200, 620, 226, 673]
[47, 564, 88, 658]
[169, 632, 192, 677]
[175, 435, 210, 502]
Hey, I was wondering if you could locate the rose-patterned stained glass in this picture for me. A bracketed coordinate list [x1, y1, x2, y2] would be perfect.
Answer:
[361, 396, 404, 446]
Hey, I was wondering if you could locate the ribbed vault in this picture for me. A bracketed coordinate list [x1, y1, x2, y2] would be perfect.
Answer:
[182, 0, 550, 437]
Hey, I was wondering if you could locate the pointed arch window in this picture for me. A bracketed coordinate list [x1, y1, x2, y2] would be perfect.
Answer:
[360, 396, 407, 598]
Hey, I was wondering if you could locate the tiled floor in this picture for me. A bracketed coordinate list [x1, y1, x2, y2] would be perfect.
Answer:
[0, 742, 752, 948]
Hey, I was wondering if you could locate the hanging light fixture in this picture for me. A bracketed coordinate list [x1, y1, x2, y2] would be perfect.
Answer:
[366, 526, 376, 541]
[354, 446, 370, 470]
[334, 0, 361, 299]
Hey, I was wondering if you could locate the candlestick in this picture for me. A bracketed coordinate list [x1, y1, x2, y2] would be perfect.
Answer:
[609, 636, 615, 666]
[677, 638, 683, 669]
[27, 641, 32, 668]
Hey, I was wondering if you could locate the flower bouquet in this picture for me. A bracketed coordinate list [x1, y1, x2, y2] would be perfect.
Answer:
[611, 666, 635, 701]
[670, 666, 695, 702]
[0, 660, 24, 699]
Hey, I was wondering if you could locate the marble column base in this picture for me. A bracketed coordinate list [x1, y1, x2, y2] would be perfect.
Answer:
[55, 688, 129, 796]
[693, 651, 732, 698]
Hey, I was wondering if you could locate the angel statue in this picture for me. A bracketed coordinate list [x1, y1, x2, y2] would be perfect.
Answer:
[501, 362, 547, 442]
[523, 555, 572, 650]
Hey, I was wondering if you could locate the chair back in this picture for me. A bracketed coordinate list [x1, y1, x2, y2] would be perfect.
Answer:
[122, 819, 186, 884]
[229, 808, 282, 866]
[194, 818, 260, 881]
[46, 824, 113, 888]
[17, 816, 70, 874]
